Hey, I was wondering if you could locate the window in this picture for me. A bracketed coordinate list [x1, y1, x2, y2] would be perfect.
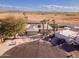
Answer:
[38, 25, 41, 28]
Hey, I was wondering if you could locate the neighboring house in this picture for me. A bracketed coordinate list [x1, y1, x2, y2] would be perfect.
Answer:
[55, 27, 79, 45]
[26, 23, 53, 35]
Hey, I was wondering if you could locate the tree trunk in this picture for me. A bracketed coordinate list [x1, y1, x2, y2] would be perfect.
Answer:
[52, 19, 56, 36]
[47, 22, 49, 33]
[1, 38, 5, 43]
[14, 34, 17, 39]
[43, 23, 44, 35]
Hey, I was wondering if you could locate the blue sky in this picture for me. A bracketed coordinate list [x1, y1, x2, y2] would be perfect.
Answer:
[0, 0, 79, 12]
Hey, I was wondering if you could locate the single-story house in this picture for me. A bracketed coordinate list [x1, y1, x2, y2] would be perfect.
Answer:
[54, 27, 79, 45]
[26, 23, 53, 35]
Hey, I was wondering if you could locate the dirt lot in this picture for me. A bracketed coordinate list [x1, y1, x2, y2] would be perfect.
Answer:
[0, 12, 79, 26]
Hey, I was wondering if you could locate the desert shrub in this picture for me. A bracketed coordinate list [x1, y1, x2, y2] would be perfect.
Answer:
[0, 16, 27, 42]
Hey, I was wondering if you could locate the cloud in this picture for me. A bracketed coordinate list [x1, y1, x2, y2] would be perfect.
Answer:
[41, 5, 79, 9]
[0, 4, 30, 11]
[39, 4, 79, 12]
[0, 4, 79, 12]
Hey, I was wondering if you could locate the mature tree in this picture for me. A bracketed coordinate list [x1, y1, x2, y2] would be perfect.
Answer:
[23, 12, 28, 19]
[46, 19, 49, 32]
[23, 12, 26, 16]
[23, 12, 28, 35]
[0, 16, 27, 42]
[52, 19, 58, 35]
[40, 19, 46, 35]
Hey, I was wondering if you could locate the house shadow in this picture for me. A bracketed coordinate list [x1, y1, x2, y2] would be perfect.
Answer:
[59, 43, 79, 52]
[49, 34, 79, 53]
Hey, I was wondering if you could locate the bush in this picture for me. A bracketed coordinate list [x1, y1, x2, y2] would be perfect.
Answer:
[0, 16, 27, 41]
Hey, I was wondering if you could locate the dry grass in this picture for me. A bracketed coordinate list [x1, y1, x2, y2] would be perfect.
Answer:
[0, 12, 79, 26]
